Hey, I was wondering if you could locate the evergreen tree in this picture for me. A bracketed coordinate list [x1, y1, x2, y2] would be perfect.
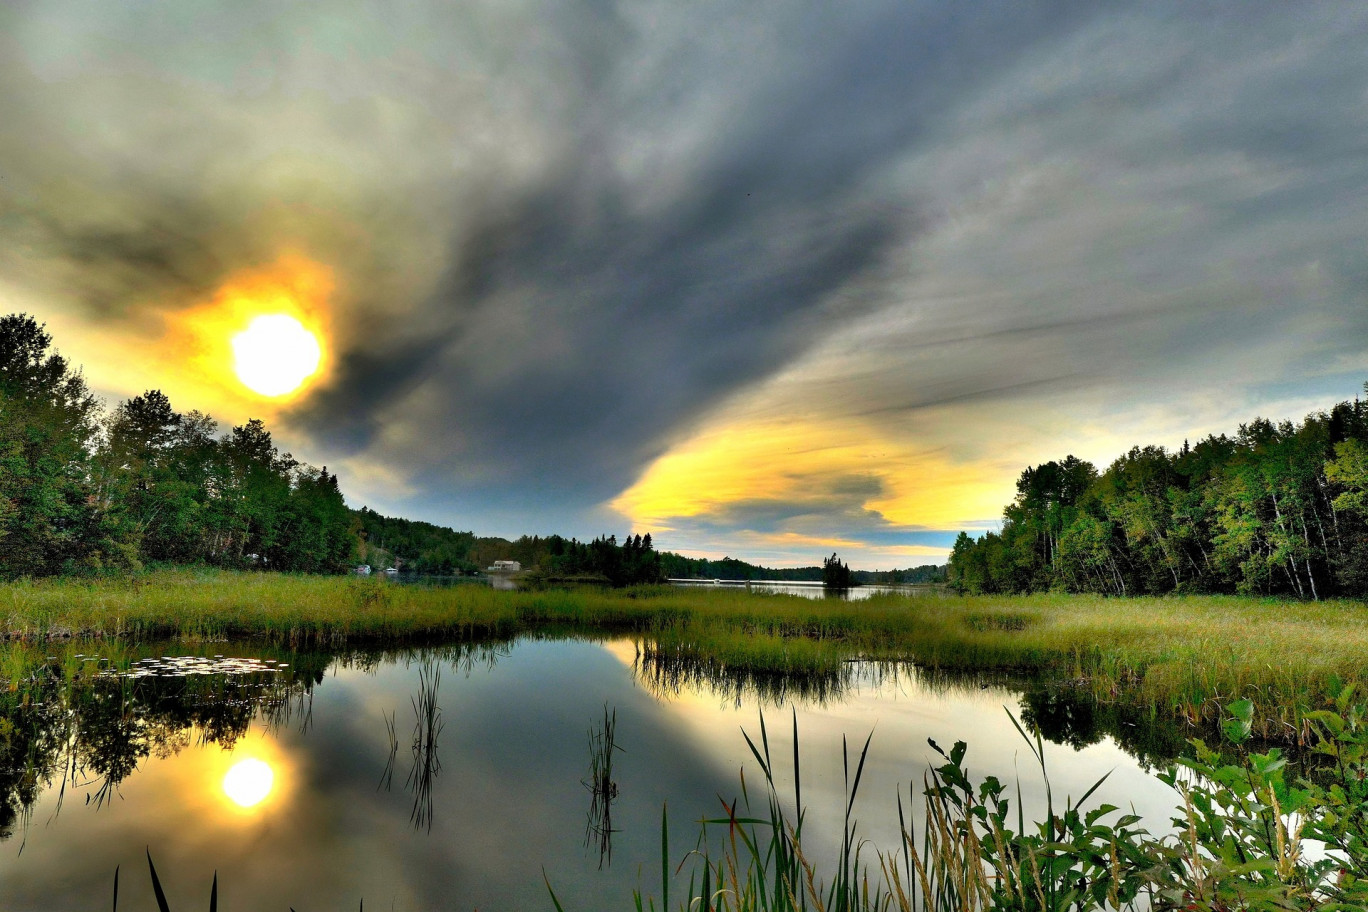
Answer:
[822, 552, 853, 588]
[0, 315, 134, 575]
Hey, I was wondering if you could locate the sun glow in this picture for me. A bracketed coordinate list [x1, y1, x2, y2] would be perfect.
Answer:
[232, 314, 323, 396]
[162, 255, 334, 408]
[222, 757, 275, 808]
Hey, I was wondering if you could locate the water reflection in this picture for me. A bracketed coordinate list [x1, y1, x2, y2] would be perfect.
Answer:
[0, 635, 1221, 910]
[404, 659, 443, 833]
[223, 757, 274, 807]
[668, 579, 944, 600]
[582, 706, 622, 867]
[636, 640, 896, 707]
[0, 648, 318, 842]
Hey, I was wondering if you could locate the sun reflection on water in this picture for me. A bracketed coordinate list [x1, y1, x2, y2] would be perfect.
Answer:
[222, 757, 275, 808]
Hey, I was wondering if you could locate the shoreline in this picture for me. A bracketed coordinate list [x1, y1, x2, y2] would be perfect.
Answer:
[2, 567, 1365, 738]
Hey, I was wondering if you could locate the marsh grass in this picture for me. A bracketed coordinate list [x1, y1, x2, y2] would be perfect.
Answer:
[4, 570, 1368, 734]
[584, 705, 623, 867]
[609, 700, 1368, 912]
[405, 659, 443, 832]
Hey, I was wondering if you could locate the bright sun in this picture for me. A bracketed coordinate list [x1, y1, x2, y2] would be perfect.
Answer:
[232, 314, 323, 397]
[223, 757, 275, 808]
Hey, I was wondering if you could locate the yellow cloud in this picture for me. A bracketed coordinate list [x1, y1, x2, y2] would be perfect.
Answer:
[611, 414, 1012, 534]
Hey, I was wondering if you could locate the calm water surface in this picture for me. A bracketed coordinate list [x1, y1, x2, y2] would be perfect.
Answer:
[0, 637, 1184, 911]
[667, 579, 940, 599]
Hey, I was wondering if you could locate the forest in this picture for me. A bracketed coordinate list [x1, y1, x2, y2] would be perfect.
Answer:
[0, 314, 353, 576]
[352, 508, 666, 585]
[657, 552, 945, 584]
[948, 385, 1368, 598]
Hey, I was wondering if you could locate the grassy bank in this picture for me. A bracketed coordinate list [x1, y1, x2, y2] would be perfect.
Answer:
[604, 698, 1368, 912]
[3, 569, 1367, 735]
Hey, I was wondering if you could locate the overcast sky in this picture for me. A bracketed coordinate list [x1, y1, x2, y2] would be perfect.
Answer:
[3, 1, 1366, 567]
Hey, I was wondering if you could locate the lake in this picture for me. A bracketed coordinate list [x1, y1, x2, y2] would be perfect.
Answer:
[0, 635, 1189, 911]
[666, 579, 943, 600]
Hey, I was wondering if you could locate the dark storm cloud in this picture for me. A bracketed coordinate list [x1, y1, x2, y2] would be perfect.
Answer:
[305, 169, 899, 490]
[3, 0, 1367, 547]
[287, 0, 1106, 511]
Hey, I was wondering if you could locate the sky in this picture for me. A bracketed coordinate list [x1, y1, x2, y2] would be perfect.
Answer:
[2, 1, 1366, 568]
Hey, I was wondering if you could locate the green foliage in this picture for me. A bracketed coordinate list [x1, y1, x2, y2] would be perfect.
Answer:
[351, 506, 479, 573]
[0, 313, 354, 579]
[950, 386, 1368, 599]
[1148, 694, 1368, 910]
[0, 314, 127, 576]
[823, 552, 854, 588]
[611, 699, 1368, 912]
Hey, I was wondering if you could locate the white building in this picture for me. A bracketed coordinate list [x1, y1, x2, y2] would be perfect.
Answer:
[488, 560, 521, 573]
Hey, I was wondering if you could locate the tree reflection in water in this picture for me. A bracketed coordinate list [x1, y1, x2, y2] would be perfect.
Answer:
[630, 642, 1197, 768]
[0, 634, 1207, 854]
[0, 647, 325, 843]
[0, 640, 518, 845]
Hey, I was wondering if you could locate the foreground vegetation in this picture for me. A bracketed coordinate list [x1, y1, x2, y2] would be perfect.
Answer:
[611, 698, 1368, 912]
[3, 570, 1366, 739]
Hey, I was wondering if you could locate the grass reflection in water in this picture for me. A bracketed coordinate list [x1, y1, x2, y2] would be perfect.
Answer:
[404, 658, 443, 833]
[582, 705, 622, 868]
[5, 634, 1351, 911]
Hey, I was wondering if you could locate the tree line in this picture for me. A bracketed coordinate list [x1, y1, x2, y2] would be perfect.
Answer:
[948, 385, 1368, 598]
[1, 314, 352, 576]
[355, 509, 676, 583]
[658, 552, 946, 584]
[353, 508, 666, 585]
[354, 505, 953, 589]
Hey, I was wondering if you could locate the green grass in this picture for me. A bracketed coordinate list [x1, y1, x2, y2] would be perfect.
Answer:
[3, 570, 1367, 734]
[611, 699, 1368, 911]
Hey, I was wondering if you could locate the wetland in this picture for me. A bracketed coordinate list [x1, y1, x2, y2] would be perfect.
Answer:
[2, 571, 1367, 909]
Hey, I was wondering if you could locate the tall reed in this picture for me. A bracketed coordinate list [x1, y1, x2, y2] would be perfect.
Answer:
[611, 699, 1368, 912]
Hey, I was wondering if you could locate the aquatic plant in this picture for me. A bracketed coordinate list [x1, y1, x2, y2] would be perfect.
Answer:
[405, 659, 443, 832]
[111, 851, 216, 912]
[112, 850, 364, 912]
[583, 705, 624, 867]
[603, 698, 1368, 912]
